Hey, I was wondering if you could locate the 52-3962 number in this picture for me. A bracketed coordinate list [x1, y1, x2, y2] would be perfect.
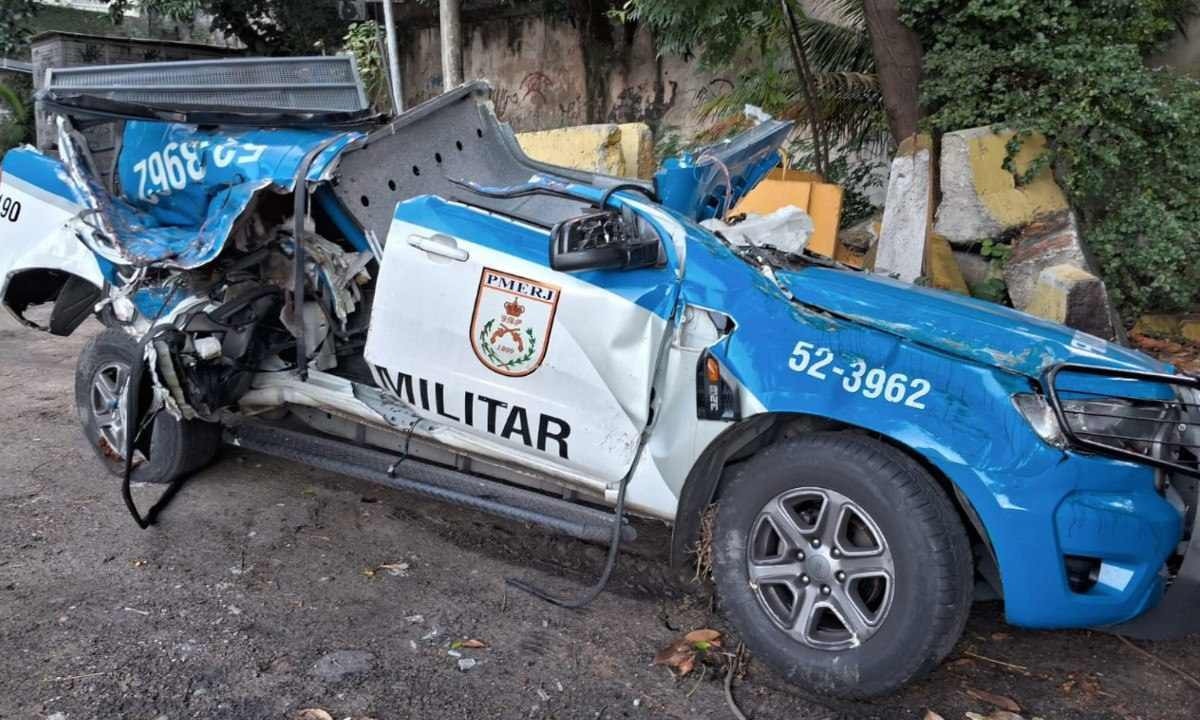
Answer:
[788, 341, 931, 410]
[0, 193, 21, 223]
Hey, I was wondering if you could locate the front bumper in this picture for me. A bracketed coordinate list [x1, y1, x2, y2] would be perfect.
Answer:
[961, 447, 1188, 633]
[1106, 478, 1200, 640]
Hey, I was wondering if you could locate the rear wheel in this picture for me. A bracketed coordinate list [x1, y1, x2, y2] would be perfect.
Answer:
[712, 432, 972, 699]
[75, 328, 221, 484]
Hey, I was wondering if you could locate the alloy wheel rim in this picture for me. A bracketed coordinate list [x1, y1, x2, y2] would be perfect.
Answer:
[746, 486, 895, 651]
[91, 360, 130, 459]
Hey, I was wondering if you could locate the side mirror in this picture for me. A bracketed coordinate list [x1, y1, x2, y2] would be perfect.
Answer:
[549, 209, 661, 272]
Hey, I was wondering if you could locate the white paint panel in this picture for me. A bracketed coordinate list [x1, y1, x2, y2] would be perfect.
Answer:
[366, 216, 666, 486]
[0, 176, 102, 322]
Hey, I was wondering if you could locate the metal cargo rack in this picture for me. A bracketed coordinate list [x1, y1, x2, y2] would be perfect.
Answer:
[41, 56, 370, 118]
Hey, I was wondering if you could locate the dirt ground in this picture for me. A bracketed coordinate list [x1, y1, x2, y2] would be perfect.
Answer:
[1, 314, 1198, 720]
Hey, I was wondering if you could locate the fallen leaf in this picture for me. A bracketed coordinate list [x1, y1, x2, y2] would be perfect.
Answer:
[945, 658, 976, 672]
[295, 709, 333, 720]
[653, 638, 693, 668]
[966, 712, 1024, 720]
[653, 629, 722, 678]
[923, 711, 946, 720]
[377, 562, 409, 577]
[684, 629, 721, 644]
[361, 568, 376, 578]
[966, 688, 1022, 713]
[460, 638, 487, 649]
[991, 632, 1012, 641]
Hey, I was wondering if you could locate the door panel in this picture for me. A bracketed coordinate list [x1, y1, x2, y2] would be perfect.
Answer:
[364, 196, 676, 486]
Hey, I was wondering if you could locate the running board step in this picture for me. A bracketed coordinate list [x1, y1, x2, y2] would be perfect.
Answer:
[225, 421, 635, 544]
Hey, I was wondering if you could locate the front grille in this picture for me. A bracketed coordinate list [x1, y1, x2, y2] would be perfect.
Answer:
[1046, 363, 1200, 477]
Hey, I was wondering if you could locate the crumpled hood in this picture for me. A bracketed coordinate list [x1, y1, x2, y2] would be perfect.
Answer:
[778, 266, 1169, 377]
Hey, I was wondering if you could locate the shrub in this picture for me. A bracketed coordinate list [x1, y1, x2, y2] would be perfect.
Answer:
[902, 0, 1200, 316]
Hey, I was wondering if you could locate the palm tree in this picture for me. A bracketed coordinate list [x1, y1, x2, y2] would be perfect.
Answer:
[698, 0, 887, 165]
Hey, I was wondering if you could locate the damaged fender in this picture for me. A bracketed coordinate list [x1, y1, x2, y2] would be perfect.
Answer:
[0, 147, 104, 331]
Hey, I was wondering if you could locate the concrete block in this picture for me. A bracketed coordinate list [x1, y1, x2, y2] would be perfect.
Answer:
[1132, 313, 1200, 342]
[1024, 264, 1116, 339]
[1132, 314, 1184, 337]
[837, 215, 879, 253]
[516, 122, 654, 179]
[1003, 210, 1093, 310]
[934, 126, 1068, 247]
[875, 134, 934, 282]
[925, 234, 969, 295]
[953, 250, 992, 289]
[617, 122, 655, 179]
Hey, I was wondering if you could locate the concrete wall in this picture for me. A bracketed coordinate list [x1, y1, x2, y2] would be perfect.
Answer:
[393, 9, 722, 136]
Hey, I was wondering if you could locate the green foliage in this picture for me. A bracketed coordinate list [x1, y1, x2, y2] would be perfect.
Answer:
[110, 0, 351, 54]
[788, 136, 882, 227]
[0, 76, 34, 158]
[0, 0, 37, 56]
[902, 0, 1200, 316]
[979, 237, 1011, 266]
[342, 21, 390, 113]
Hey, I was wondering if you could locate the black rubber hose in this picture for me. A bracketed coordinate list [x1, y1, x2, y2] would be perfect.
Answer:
[598, 182, 657, 210]
[504, 468, 632, 609]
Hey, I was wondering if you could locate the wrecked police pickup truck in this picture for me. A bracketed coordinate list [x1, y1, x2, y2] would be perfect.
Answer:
[1, 57, 1197, 699]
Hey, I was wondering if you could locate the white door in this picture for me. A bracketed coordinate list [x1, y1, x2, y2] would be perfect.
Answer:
[364, 197, 678, 487]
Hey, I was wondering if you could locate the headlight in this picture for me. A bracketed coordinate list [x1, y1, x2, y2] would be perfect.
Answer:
[1013, 393, 1067, 448]
[1040, 363, 1200, 476]
[1059, 396, 1178, 457]
[1016, 389, 1192, 463]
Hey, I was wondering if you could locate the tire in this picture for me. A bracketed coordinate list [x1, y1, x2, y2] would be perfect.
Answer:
[75, 328, 221, 484]
[712, 432, 972, 699]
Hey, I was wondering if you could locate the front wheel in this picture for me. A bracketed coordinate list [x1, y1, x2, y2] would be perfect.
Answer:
[712, 432, 972, 699]
[75, 328, 221, 484]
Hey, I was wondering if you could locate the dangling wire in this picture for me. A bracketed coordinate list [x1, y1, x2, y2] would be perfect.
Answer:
[120, 281, 187, 529]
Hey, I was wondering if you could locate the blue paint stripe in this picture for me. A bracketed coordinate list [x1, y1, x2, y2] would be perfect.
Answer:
[1, 147, 80, 205]
[393, 195, 678, 319]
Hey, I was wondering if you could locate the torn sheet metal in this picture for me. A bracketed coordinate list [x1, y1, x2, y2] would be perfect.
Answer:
[65, 121, 366, 271]
[654, 111, 794, 222]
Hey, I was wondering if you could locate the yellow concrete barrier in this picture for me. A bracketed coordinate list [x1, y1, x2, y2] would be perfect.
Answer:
[515, 122, 655, 179]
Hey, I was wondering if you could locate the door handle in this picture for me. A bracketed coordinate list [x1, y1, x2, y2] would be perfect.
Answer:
[408, 233, 469, 262]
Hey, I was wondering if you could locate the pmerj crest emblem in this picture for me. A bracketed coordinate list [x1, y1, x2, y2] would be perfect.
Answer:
[470, 268, 560, 377]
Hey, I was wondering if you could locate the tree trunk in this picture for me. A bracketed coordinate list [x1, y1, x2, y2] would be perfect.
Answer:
[862, 0, 924, 143]
[781, 0, 829, 177]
